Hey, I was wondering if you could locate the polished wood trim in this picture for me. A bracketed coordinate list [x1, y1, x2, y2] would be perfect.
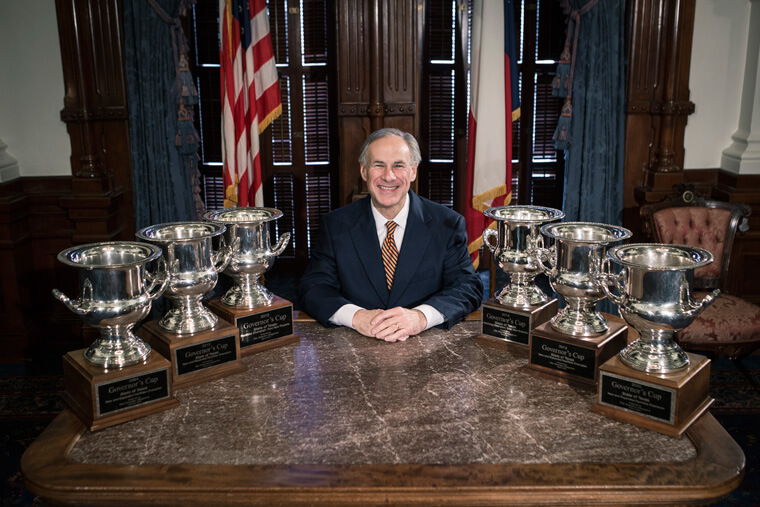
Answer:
[21, 409, 744, 506]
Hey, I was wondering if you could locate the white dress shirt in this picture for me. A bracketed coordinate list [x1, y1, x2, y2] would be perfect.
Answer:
[328, 196, 445, 330]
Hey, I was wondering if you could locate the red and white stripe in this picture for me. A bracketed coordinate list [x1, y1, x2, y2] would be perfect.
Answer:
[219, 0, 281, 208]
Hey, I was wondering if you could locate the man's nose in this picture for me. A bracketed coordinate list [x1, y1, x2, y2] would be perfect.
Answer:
[381, 166, 396, 180]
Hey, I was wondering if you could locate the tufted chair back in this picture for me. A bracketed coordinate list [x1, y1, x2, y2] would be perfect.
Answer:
[641, 187, 759, 366]
[641, 188, 749, 292]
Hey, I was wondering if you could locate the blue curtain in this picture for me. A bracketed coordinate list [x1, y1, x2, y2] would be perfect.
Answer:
[553, 0, 625, 226]
[124, 0, 201, 231]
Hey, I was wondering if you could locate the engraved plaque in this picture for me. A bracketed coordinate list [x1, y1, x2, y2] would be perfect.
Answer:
[598, 371, 675, 424]
[481, 305, 531, 345]
[475, 298, 557, 351]
[207, 296, 300, 357]
[530, 335, 596, 380]
[238, 304, 294, 348]
[138, 319, 247, 390]
[96, 368, 171, 417]
[590, 353, 714, 437]
[62, 349, 179, 431]
[174, 334, 238, 376]
[523, 317, 628, 389]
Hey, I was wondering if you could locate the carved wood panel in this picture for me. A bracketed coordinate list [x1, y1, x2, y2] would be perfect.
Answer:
[55, 0, 133, 242]
[625, 0, 696, 239]
[336, 0, 420, 205]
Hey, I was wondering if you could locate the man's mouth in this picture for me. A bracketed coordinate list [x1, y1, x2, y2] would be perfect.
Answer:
[378, 185, 398, 191]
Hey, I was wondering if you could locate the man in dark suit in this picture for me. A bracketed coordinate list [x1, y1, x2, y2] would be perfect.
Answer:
[298, 128, 483, 342]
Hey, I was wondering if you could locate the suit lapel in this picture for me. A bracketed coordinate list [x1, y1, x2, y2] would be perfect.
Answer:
[389, 192, 431, 307]
[350, 197, 389, 303]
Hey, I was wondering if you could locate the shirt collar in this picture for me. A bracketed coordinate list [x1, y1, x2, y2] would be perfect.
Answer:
[370, 192, 410, 232]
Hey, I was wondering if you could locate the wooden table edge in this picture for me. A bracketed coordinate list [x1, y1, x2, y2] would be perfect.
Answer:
[20, 409, 745, 506]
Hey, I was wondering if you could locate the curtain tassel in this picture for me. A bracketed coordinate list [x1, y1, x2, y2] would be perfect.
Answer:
[178, 69, 199, 106]
[175, 101, 200, 154]
[552, 46, 572, 98]
[552, 0, 600, 151]
[553, 99, 573, 150]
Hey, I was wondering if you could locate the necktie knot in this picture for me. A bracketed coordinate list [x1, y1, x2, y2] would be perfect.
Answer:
[382, 221, 399, 290]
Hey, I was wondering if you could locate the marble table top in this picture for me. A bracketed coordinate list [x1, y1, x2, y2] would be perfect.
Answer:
[68, 321, 696, 466]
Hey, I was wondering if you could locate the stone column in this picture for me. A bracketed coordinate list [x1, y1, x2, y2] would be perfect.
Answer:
[0, 137, 20, 182]
[721, 0, 760, 175]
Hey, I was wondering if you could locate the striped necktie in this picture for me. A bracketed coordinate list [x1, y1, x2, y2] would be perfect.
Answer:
[381, 221, 399, 290]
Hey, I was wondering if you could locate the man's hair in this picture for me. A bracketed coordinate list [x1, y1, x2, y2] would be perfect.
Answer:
[358, 128, 422, 167]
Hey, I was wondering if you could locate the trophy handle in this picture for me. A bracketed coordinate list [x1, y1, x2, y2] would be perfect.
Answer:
[270, 232, 291, 256]
[212, 236, 238, 273]
[482, 228, 497, 252]
[599, 258, 627, 306]
[533, 244, 556, 276]
[145, 258, 169, 301]
[51, 277, 94, 315]
[687, 288, 721, 317]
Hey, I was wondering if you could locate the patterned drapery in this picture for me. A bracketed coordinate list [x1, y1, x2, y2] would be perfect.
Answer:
[124, 0, 201, 230]
[553, 0, 625, 226]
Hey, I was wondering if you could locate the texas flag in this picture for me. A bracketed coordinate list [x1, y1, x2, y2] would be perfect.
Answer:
[464, 0, 520, 268]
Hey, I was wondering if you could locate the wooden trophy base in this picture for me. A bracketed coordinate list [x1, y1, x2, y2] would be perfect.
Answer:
[207, 296, 300, 357]
[62, 349, 179, 431]
[474, 298, 558, 352]
[523, 316, 628, 390]
[138, 319, 247, 390]
[590, 352, 714, 438]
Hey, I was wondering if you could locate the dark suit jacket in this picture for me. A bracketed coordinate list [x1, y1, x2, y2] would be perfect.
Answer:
[298, 191, 483, 329]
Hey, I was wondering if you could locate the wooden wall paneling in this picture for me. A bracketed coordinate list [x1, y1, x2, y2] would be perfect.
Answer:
[55, 0, 133, 243]
[24, 178, 88, 361]
[624, 0, 663, 238]
[380, 0, 418, 128]
[337, 0, 371, 203]
[0, 0, 139, 362]
[625, 0, 696, 240]
[0, 181, 34, 361]
[378, 0, 419, 181]
[336, 0, 420, 205]
[0, 177, 83, 363]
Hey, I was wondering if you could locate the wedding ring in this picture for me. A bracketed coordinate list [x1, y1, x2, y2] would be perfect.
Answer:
[394, 323, 399, 331]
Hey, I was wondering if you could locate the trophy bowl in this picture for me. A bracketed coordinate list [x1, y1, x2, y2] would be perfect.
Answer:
[601, 243, 720, 373]
[53, 242, 168, 368]
[483, 205, 564, 307]
[536, 222, 632, 336]
[203, 207, 290, 308]
[136, 221, 231, 334]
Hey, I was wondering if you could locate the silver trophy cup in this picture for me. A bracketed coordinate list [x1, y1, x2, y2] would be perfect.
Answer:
[600, 243, 720, 373]
[203, 207, 290, 308]
[535, 222, 632, 336]
[53, 242, 168, 368]
[483, 205, 564, 307]
[136, 221, 232, 334]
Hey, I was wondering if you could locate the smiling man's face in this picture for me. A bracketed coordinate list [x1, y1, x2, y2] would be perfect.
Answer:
[360, 135, 418, 220]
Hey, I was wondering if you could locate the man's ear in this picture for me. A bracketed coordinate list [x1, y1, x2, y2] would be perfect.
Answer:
[410, 163, 418, 181]
[360, 165, 368, 181]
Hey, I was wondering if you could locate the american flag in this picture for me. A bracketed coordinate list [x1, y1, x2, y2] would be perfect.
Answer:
[219, 0, 282, 208]
[463, 0, 520, 268]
